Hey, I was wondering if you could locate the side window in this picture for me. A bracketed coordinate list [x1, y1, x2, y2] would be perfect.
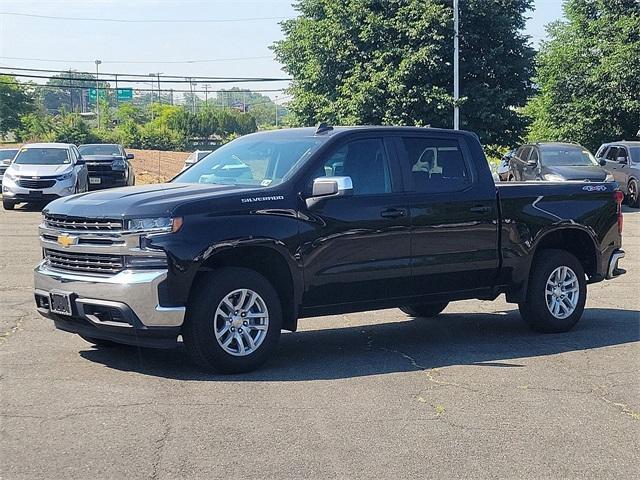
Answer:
[313, 138, 392, 195]
[528, 148, 539, 163]
[617, 147, 629, 163]
[400, 137, 471, 193]
[519, 146, 531, 161]
[69, 147, 77, 163]
[605, 147, 619, 161]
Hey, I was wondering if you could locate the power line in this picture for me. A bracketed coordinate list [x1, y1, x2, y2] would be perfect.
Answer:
[0, 12, 292, 23]
[0, 66, 290, 82]
[1, 71, 290, 85]
[0, 55, 274, 65]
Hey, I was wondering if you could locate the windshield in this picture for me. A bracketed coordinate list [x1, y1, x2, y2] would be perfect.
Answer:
[0, 149, 18, 161]
[173, 134, 324, 187]
[13, 148, 70, 165]
[541, 146, 598, 166]
[79, 144, 121, 156]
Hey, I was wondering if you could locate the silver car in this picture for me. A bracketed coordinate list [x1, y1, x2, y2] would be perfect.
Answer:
[596, 141, 640, 208]
[2, 143, 89, 210]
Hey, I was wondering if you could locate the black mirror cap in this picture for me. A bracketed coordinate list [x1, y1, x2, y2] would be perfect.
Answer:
[599, 158, 607, 166]
[126, 153, 134, 160]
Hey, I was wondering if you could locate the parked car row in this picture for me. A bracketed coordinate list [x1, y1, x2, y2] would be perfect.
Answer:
[1, 143, 135, 210]
[498, 140, 640, 208]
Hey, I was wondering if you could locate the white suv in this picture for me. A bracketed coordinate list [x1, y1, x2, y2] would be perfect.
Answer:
[2, 143, 89, 210]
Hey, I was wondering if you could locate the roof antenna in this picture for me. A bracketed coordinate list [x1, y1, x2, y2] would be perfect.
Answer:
[315, 122, 333, 135]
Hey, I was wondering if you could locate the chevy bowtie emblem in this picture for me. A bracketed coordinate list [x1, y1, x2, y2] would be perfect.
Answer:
[33, 176, 40, 180]
[57, 234, 78, 248]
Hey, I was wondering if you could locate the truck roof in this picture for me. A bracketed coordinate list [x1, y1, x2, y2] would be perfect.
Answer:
[21, 143, 72, 149]
[246, 125, 476, 139]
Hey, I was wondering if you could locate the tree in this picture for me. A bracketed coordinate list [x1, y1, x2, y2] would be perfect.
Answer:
[0, 75, 34, 137]
[525, 0, 640, 151]
[273, 0, 534, 146]
[40, 71, 104, 114]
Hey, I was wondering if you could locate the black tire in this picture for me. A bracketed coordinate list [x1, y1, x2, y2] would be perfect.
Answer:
[627, 179, 639, 208]
[3, 200, 15, 210]
[519, 249, 587, 333]
[400, 302, 449, 318]
[79, 335, 120, 348]
[182, 267, 282, 373]
[508, 174, 515, 182]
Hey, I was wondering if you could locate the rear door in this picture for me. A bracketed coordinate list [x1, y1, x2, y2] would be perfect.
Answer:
[515, 146, 531, 180]
[299, 134, 411, 307]
[393, 133, 499, 296]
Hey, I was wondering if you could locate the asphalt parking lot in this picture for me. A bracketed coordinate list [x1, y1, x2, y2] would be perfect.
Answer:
[0, 203, 638, 479]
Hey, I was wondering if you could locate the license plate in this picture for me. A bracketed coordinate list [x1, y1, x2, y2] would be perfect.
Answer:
[29, 190, 43, 198]
[49, 291, 72, 316]
[89, 177, 101, 184]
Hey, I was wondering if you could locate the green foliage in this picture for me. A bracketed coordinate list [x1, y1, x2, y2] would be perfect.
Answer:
[40, 71, 105, 114]
[0, 75, 35, 137]
[525, 0, 640, 151]
[17, 112, 96, 144]
[273, 0, 534, 146]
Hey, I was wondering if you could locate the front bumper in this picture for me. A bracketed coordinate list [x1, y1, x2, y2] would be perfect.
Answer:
[34, 263, 185, 347]
[2, 177, 75, 202]
[87, 170, 127, 190]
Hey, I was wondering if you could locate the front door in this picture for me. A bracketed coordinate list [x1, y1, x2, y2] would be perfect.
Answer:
[299, 135, 411, 308]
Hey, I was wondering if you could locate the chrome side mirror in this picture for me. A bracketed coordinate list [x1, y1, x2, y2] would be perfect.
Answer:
[305, 176, 353, 208]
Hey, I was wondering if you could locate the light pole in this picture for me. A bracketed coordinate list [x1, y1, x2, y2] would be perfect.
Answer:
[95, 59, 102, 128]
[149, 72, 163, 105]
[275, 96, 279, 127]
[453, 0, 460, 130]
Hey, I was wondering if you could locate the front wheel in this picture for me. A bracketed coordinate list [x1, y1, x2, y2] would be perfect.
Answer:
[519, 249, 586, 333]
[400, 302, 449, 318]
[183, 267, 282, 373]
[627, 179, 639, 208]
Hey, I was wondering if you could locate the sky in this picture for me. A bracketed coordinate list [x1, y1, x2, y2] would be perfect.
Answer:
[0, 0, 565, 100]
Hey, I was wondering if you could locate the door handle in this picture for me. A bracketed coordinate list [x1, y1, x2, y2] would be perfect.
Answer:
[469, 205, 491, 214]
[380, 208, 406, 219]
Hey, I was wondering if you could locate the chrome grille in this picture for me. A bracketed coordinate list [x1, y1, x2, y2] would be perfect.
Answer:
[45, 249, 124, 274]
[44, 215, 123, 231]
[18, 178, 56, 189]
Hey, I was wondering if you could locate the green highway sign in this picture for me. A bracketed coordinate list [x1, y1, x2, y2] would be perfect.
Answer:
[87, 88, 107, 102]
[116, 88, 133, 101]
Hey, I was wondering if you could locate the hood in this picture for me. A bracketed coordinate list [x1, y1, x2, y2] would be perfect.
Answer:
[8, 163, 73, 177]
[44, 182, 258, 218]
[82, 154, 123, 162]
[543, 165, 608, 181]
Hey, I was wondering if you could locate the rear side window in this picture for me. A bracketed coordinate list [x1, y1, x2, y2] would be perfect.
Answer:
[605, 147, 619, 161]
[528, 148, 539, 163]
[519, 146, 531, 161]
[400, 137, 471, 193]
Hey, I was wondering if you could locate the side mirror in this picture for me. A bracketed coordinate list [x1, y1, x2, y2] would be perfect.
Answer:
[126, 153, 134, 160]
[526, 159, 538, 167]
[617, 156, 627, 164]
[598, 158, 607, 166]
[305, 176, 353, 209]
[76, 156, 85, 165]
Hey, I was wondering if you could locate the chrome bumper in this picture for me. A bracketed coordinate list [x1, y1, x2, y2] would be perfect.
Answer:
[34, 262, 185, 327]
[606, 250, 626, 279]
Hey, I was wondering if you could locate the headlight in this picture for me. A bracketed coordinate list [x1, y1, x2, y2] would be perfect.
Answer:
[56, 172, 73, 181]
[605, 173, 614, 182]
[543, 173, 565, 182]
[112, 159, 127, 171]
[126, 217, 183, 233]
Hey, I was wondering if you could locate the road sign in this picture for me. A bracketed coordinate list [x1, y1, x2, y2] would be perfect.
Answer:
[87, 88, 107, 102]
[116, 88, 133, 101]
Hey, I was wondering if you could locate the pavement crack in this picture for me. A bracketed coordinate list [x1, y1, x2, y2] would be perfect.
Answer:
[150, 411, 171, 480]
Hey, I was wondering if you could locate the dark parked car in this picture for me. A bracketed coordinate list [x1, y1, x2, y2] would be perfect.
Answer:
[78, 144, 135, 190]
[508, 142, 613, 182]
[596, 141, 640, 208]
[35, 126, 625, 373]
[496, 149, 515, 182]
[0, 148, 19, 187]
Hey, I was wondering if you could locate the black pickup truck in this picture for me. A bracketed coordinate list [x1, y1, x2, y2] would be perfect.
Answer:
[34, 126, 626, 373]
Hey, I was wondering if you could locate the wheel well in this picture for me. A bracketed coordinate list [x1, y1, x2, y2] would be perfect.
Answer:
[534, 229, 598, 278]
[198, 246, 297, 331]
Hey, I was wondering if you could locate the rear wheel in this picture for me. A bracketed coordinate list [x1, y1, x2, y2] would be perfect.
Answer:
[519, 249, 586, 333]
[183, 268, 282, 373]
[627, 179, 639, 208]
[400, 302, 449, 318]
[2, 200, 15, 210]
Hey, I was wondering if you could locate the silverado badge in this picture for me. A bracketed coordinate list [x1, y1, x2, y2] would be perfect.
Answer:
[57, 234, 79, 248]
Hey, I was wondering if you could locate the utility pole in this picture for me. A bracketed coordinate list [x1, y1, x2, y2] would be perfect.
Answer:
[453, 0, 460, 130]
[157, 72, 162, 104]
[95, 59, 102, 127]
[275, 96, 279, 127]
[115, 74, 119, 109]
[204, 84, 208, 104]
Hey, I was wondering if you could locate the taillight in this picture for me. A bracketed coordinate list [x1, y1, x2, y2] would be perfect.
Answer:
[614, 191, 624, 234]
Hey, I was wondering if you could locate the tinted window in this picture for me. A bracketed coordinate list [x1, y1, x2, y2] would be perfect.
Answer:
[79, 144, 122, 156]
[616, 147, 629, 162]
[314, 138, 392, 195]
[519, 146, 531, 161]
[605, 147, 619, 161]
[629, 147, 640, 163]
[541, 146, 598, 166]
[14, 148, 70, 165]
[529, 148, 539, 163]
[0, 149, 18, 161]
[400, 137, 470, 193]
